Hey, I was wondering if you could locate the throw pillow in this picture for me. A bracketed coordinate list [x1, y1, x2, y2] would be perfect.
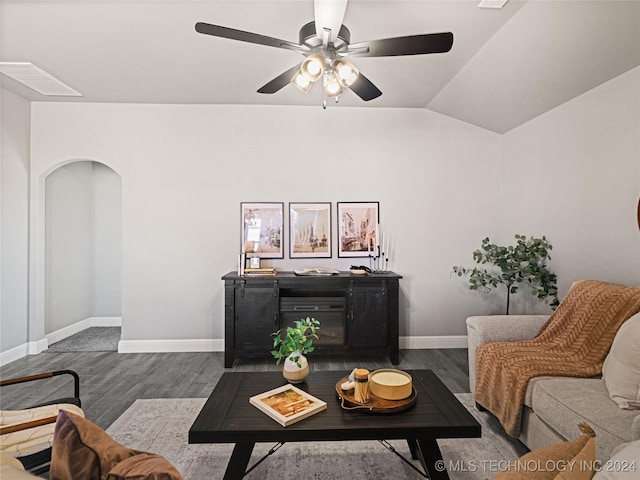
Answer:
[495, 423, 597, 480]
[50, 409, 137, 480]
[592, 440, 640, 479]
[106, 453, 183, 480]
[602, 311, 640, 409]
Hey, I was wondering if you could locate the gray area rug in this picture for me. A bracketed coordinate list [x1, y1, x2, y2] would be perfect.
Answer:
[47, 327, 120, 352]
[106, 394, 528, 479]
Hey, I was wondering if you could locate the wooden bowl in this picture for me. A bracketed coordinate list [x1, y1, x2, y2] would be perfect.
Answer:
[369, 369, 413, 400]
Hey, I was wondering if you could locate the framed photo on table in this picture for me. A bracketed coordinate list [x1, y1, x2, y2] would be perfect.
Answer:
[289, 203, 331, 258]
[241, 202, 284, 258]
[337, 202, 379, 258]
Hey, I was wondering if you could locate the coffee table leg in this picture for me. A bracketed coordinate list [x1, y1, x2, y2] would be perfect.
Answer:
[407, 439, 419, 460]
[224, 442, 255, 480]
[415, 437, 450, 480]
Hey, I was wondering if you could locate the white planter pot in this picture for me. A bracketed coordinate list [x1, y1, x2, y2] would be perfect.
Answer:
[282, 350, 309, 384]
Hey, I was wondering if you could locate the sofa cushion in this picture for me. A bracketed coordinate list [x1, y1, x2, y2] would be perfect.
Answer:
[530, 377, 637, 461]
[602, 312, 640, 409]
[0, 453, 39, 480]
[495, 423, 596, 479]
[592, 439, 640, 479]
[50, 410, 182, 480]
[50, 409, 137, 480]
[106, 453, 182, 480]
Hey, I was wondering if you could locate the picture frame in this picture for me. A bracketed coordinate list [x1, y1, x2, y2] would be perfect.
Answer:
[337, 202, 379, 258]
[289, 202, 332, 258]
[240, 202, 284, 258]
[249, 384, 327, 427]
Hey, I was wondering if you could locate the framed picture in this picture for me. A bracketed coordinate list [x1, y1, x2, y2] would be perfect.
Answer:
[241, 202, 284, 258]
[289, 203, 332, 258]
[337, 202, 379, 257]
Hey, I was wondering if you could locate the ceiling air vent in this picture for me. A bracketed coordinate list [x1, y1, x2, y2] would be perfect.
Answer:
[0, 62, 82, 96]
[479, 0, 509, 8]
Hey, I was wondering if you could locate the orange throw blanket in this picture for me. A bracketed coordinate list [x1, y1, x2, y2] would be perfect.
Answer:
[474, 279, 640, 437]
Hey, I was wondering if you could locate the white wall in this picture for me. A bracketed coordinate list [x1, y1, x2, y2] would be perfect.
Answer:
[29, 104, 502, 347]
[45, 162, 94, 332]
[0, 88, 31, 359]
[92, 162, 122, 316]
[502, 66, 640, 311]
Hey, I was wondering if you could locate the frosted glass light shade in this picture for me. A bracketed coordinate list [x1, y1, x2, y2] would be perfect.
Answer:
[291, 71, 313, 93]
[332, 58, 359, 87]
[323, 71, 343, 97]
[300, 54, 325, 82]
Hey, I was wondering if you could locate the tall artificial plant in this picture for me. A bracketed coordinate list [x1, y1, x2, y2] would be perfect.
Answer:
[452, 234, 559, 315]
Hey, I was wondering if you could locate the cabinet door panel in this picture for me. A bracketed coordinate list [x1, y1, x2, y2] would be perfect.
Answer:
[349, 285, 388, 348]
[234, 288, 278, 350]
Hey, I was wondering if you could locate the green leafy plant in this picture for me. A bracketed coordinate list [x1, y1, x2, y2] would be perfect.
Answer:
[271, 317, 320, 367]
[452, 234, 559, 315]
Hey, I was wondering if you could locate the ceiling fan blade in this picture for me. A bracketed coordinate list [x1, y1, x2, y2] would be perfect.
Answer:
[314, 0, 348, 44]
[257, 64, 302, 94]
[349, 73, 382, 101]
[348, 32, 453, 57]
[195, 22, 307, 54]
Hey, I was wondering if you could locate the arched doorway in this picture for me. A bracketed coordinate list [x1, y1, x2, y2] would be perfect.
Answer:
[43, 161, 122, 351]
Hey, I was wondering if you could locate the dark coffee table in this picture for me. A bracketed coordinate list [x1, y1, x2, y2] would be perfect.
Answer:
[189, 369, 480, 479]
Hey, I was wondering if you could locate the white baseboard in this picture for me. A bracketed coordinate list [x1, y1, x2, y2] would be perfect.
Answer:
[90, 317, 122, 327]
[1, 338, 48, 366]
[46, 316, 122, 345]
[118, 338, 224, 353]
[399, 335, 468, 349]
[1, 344, 29, 366]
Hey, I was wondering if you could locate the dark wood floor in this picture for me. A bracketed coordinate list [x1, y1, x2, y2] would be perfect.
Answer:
[0, 349, 469, 430]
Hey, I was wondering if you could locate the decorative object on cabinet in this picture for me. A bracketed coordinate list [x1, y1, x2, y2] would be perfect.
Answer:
[337, 202, 379, 257]
[240, 202, 284, 259]
[289, 203, 331, 258]
[293, 267, 339, 276]
[452, 234, 559, 315]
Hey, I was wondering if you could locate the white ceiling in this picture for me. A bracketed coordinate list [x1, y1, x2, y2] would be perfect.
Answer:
[1, 0, 639, 133]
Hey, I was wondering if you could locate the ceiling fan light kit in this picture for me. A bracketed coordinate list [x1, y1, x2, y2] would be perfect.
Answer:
[323, 71, 343, 98]
[291, 71, 313, 93]
[300, 53, 325, 82]
[195, 0, 453, 107]
[333, 58, 359, 87]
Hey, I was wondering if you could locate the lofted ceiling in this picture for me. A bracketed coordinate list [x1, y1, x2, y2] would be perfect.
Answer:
[1, 0, 639, 133]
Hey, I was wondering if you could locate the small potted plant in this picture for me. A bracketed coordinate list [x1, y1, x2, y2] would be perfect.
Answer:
[271, 317, 320, 383]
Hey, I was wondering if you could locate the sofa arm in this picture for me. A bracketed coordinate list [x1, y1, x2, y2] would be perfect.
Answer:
[466, 315, 550, 393]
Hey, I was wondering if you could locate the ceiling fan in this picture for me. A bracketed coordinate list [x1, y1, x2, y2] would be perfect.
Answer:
[195, 0, 453, 106]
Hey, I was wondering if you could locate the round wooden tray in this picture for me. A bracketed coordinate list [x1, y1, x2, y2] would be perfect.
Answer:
[335, 376, 417, 413]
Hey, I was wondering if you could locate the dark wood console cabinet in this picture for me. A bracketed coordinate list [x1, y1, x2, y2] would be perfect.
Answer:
[222, 271, 402, 368]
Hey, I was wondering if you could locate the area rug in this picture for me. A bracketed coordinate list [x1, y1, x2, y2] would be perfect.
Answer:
[106, 394, 528, 479]
[46, 327, 120, 352]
